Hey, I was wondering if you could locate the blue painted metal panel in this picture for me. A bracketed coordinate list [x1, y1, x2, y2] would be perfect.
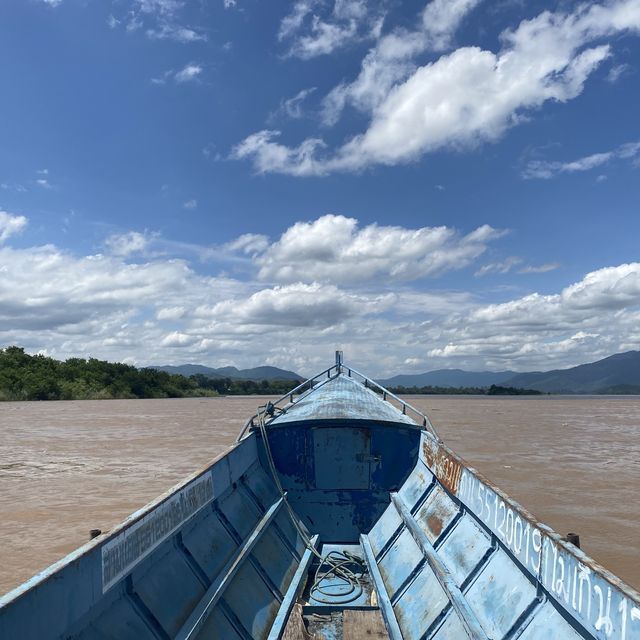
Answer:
[361, 535, 404, 640]
[173, 497, 285, 640]
[242, 464, 281, 510]
[270, 375, 417, 425]
[464, 549, 538, 638]
[517, 600, 583, 639]
[71, 592, 160, 640]
[251, 527, 299, 597]
[196, 606, 245, 640]
[132, 544, 207, 637]
[224, 561, 282, 639]
[181, 509, 239, 582]
[272, 509, 307, 559]
[437, 515, 492, 587]
[377, 529, 424, 598]
[431, 610, 471, 640]
[259, 422, 420, 541]
[392, 493, 489, 640]
[314, 427, 371, 490]
[217, 485, 262, 540]
[367, 504, 403, 558]
[396, 460, 434, 510]
[268, 536, 319, 640]
[393, 564, 448, 640]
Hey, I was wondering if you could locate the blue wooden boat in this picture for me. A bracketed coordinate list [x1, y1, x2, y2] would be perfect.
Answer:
[1, 353, 639, 639]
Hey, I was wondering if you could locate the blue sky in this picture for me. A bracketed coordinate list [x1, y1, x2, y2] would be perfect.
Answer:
[0, 0, 639, 377]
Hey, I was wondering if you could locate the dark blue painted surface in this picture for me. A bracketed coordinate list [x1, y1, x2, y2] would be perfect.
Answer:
[258, 422, 420, 541]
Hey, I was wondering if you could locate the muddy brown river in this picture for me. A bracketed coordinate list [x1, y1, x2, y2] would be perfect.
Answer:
[0, 395, 638, 595]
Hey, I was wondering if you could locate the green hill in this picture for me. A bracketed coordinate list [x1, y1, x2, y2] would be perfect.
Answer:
[0, 347, 303, 401]
[502, 351, 640, 393]
[0, 346, 213, 401]
[153, 363, 302, 381]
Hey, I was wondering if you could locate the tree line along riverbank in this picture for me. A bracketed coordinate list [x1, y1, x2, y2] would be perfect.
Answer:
[0, 347, 303, 401]
[0, 346, 545, 401]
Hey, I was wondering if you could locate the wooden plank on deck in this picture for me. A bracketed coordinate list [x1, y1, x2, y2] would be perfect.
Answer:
[343, 610, 390, 639]
[282, 604, 313, 640]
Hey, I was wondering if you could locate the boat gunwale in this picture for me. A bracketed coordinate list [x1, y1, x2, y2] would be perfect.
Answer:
[421, 434, 640, 614]
[0, 437, 253, 609]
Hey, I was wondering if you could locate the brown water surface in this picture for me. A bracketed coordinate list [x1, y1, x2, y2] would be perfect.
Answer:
[0, 395, 638, 595]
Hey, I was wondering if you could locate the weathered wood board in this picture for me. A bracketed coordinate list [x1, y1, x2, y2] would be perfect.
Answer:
[282, 603, 313, 640]
[343, 609, 389, 639]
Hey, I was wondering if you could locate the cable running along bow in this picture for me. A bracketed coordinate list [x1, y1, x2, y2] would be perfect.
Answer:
[255, 403, 365, 605]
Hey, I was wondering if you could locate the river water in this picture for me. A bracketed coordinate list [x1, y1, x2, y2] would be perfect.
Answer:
[0, 395, 638, 595]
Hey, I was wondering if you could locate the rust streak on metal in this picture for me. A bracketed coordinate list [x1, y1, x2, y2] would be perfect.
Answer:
[422, 438, 463, 494]
[427, 513, 444, 538]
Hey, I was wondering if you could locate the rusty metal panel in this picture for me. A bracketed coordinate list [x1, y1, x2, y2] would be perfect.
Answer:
[421, 433, 640, 640]
[414, 485, 459, 545]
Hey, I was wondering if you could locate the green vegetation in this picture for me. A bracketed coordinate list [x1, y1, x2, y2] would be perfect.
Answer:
[387, 384, 543, 395]
[486, 385, 543, 396]
[0, 346, 215, 401]
[387, 385, 487, 395]
[0, 346, 304, 401]
[189, 374, 304, 396]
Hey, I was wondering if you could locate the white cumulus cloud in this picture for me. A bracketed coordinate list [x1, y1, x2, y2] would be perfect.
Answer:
[174, 63, 203, 83]
[522, 140, 640, 179]
[279, 0, 383, 59]
[236, 0, 640, 175]
[224, 214, 506, 284]
[0, 211, 28, 243]
[105, 231, 151, 257]
[196, 282, 393, 328]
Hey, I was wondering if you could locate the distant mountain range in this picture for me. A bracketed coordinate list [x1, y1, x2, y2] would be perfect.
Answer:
[379, 351, 640, 394]
[152, 364, 303, 382]
[501, 351, 640, 393]
[153, 350, 640, 393]
[379, 369, 515, 389]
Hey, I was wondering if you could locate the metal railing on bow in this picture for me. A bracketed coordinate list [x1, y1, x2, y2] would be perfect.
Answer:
[236, 352, 440, 442]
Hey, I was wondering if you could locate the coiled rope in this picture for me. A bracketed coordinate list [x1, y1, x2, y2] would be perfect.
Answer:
[255, 403, 365, 604]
